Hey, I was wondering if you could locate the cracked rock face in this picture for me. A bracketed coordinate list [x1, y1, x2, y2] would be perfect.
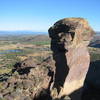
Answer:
[49, 18, 94, 52]
[48, 18, 95, 98]
[0, 56, 55, 100]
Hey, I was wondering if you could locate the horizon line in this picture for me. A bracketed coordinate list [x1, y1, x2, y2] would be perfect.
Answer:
[0, 30, 99, 33]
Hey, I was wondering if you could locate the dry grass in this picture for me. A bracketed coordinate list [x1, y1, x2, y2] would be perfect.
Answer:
[0, 68, 11, 74]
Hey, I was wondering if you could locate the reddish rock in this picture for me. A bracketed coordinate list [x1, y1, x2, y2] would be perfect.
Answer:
[0, 56, 55, 100]
[48, 18, 95, 99]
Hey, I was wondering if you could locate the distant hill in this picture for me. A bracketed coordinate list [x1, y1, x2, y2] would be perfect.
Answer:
[0, 31, 47, 36]
[96, 31, 100, 34]
[0, 31, 49, 42]
[24, 34, 50, 41]
[20, 34, 50, 43]
[0, 32, 50, 44]
[0, 31, 99, 36]
[89, 34, 100, 48]
[95, 31, 100, 36]
[0, 31, 99, 46]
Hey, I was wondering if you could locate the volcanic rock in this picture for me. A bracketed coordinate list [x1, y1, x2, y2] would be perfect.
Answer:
[0, 56, 55, 100]
[48, 17, 95, 99]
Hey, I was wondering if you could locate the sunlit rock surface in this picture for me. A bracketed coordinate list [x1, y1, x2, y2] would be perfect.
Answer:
[48, 17, 95, 99]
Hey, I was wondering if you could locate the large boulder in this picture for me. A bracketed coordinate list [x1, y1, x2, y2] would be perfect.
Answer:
[48, 18, 95, 99]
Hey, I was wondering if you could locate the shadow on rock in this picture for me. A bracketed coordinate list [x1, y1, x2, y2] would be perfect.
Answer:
[0, 73, 11, 82]
[52, 52, 69, 93]
[34, 89, 52, 100]
[82, 60, 100, 100]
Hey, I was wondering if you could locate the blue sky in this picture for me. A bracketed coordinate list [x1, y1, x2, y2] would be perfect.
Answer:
[0, 0, 100, 32]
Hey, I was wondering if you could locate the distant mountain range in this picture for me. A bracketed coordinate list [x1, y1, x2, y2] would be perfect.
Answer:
[0, 31, 99, 35]
[89, 34, 100, 48]
[0, 31, 99, 48]
[0, 31, 47, 36]
[96, 31, 100, 35]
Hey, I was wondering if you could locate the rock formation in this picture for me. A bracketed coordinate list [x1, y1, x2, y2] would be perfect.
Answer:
[48, 18, 95, 99]
[0, 56, 55, 100]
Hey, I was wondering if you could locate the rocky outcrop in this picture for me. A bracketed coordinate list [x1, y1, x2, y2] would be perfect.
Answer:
[48, 18, 95, 99]
[0, 56, 55, 100]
